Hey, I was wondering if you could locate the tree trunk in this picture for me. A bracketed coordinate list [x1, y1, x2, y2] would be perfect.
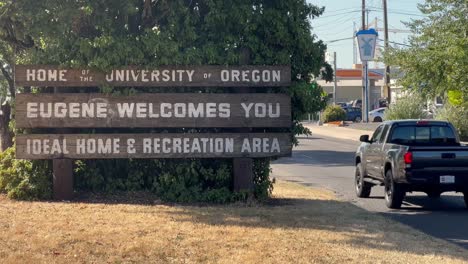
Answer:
[0, 103, 13, 151]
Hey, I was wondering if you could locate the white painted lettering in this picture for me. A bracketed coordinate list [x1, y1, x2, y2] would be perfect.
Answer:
[27, 103, 38, 118]
[160, 103, 172, 117]
[186, 70, 194, 82]
[174, 103, 186, 118]
[96, 103, 107, 118]
[117, 103, 134, 118]
[271, 138, 280, 152]
[272, 70, 280, 82]
[69, 103, 80, 118]
[136, 103, 147, 118]
[26, 69, 35, 81]
[219, 103, 230, 118]
[143, 138, 151, 153]
[241, 103, 254, 118]
[241, 139, 251, 153]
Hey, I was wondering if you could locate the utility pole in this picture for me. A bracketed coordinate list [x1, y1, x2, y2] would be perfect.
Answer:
[361, 0, 367, 122]
[353, 22, 357, 64]
[383, 0, 391, 104]
[362, 0, 366, 30]
[333, 51, 337, 104]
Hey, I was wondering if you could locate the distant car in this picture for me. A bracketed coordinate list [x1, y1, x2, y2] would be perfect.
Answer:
[336, 102, 348, 108]
[344, 107, 362, 122]
[351, 99, 362, 108]
[369, 107, 386, 122]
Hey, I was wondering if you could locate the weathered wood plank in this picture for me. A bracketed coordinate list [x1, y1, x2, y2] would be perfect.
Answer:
[53, 159, 74, 200]
[16, 133, 292, 159]
[14, 65, 291, 87]
[15, 93, 291, 128]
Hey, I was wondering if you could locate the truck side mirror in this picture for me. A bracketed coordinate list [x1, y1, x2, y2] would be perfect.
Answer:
[359, 135, 370, 143]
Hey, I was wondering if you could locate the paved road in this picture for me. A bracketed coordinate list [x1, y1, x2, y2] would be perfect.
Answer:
[272, 134, 468, 249]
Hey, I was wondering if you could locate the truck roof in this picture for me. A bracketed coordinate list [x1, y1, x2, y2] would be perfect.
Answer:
[382, 120, 451, 126]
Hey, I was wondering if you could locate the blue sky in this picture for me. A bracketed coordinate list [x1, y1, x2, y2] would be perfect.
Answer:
[307, 0, 426, 68]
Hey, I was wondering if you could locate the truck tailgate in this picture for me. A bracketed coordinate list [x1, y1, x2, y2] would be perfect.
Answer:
[410, 146, 468, 169]
[407, 146, 468, 187]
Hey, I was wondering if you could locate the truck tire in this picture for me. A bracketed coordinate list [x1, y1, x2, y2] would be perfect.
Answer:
[384, 169, 405, 209]
[355, 163, 372, 198]
[464, 192, 468, 209]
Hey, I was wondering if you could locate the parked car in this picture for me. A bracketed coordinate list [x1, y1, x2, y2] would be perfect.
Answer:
[368, 107, 386, 122]
[355, 120, 468, 209]
[349, 99, 362, 108]
[344, 107, 362, 122]
[336, 102, 348, 108]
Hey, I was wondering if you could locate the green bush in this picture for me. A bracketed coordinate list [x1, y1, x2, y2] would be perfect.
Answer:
[435, 105, 468, 141]
[385, 94, 427, 120]
[74, 158, 273, 203]
[321, 105, 346, 123]
[0, 147, 52, 200]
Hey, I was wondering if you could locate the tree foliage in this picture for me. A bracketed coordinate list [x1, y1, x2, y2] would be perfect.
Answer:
[321, 105, 346, 123]
[385, 0, 467, 100]
[0, 0, 331, 201]
[384, 94, 427, 120]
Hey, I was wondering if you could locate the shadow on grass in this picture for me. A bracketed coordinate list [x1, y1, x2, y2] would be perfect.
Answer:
[158, 197, 468, 259]
[60, 190, 468, 258]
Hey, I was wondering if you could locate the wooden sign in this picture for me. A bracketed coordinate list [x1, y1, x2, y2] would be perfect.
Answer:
[15, 93, 291, 128]
[14, 65, 291, 87]
[16, 133, 292, 159]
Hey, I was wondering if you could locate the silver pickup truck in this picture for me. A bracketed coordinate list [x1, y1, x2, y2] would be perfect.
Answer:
[355, 120, 468, 209]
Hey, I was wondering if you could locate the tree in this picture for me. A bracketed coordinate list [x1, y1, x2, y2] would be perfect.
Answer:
[385, 0, 467, 100]
[0, 0, 332, 200]
[0, 0, 36, 151]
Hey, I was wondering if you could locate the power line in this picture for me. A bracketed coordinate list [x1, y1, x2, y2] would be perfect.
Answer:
[312, 13, 359, 28]
[378, 38, 411, 47]
[314, 10, 361, 19]
[367, 7, 426, 17]
[322, 7, 362, 14]
[324, 37, 354, 43]
[313, 15, 361, 31]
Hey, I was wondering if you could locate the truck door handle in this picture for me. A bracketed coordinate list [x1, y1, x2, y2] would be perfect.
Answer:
[441, 153, 456, 159]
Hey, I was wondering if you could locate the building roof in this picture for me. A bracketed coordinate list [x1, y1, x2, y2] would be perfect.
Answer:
[336, 69, 384, 80]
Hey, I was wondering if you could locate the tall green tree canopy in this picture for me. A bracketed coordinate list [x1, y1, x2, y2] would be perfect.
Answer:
[385, 0, 467, 100]
[0, 0, 332, 201]
[1, 0, 331, 143]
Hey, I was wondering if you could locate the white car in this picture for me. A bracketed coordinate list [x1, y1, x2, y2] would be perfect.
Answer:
[369, 107, 386, 122]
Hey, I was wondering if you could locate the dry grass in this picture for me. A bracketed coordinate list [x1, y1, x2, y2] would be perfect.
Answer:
[0, 180, 466, 264]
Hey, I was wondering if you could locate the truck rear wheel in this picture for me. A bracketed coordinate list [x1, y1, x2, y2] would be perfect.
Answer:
[384, 169, 405, 209]
[464, 192, 468, 209]
[355, 163, 372, 198]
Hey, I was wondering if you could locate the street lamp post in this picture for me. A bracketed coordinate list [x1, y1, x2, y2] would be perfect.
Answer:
[356, 28, 378, 123]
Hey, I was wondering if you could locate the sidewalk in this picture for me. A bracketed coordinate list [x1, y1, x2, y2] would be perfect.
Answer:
[303, 122, 370, 142]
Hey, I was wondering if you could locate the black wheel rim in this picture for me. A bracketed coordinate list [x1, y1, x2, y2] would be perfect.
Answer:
[385, 177, 392, 200]
[355, 167, 362, 192]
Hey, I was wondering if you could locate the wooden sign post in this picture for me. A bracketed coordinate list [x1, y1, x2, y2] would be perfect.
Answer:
[234, 49, 254, 192]
[14, 64, 292, 200]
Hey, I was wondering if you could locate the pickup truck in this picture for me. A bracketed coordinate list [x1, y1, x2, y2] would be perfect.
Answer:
[355, 120, 468, 209]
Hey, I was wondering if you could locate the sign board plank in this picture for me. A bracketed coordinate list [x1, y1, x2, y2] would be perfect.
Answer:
[14, 65, 291, 87]
[15, 93, 291, 128]
[16, 133, 292, 159]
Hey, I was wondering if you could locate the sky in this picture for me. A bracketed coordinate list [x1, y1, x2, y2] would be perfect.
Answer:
[307, 0, 426, 68]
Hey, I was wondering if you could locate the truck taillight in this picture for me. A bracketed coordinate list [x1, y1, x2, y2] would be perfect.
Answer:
[404, 152, 413, 164]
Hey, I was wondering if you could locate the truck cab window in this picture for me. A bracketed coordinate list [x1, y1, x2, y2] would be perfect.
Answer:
[371, 125, 384, 142]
